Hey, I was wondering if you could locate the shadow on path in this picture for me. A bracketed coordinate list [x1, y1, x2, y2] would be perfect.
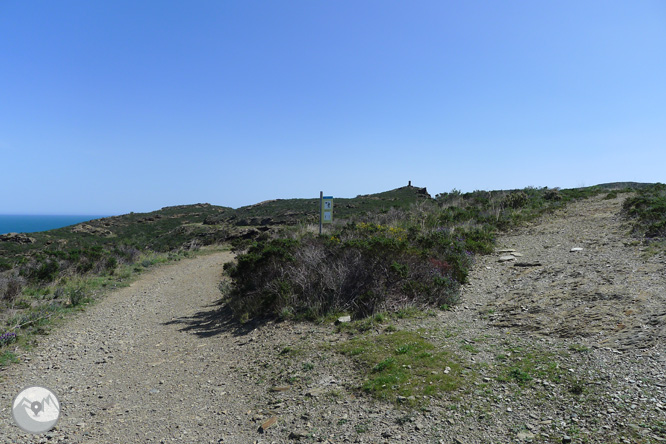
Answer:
[163, 299, 270, 338]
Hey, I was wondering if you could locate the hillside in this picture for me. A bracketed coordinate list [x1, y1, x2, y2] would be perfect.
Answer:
[0, 184, 430, 258]
[1, 192, 664, 443]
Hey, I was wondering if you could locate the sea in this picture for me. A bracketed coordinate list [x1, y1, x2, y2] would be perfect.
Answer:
[0, 215, 110, 235]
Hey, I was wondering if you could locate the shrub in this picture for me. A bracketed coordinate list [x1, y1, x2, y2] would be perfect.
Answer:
[503, 191, 529, 209]
[0, 332, 17, 347]
[224, 224, 468, 321]
[32, 259, 60, 282]
[623, 183, 666, 238]
[68, 285, 87, 306]
[105, 257, 118, 273]
[0, 275, 25, 302]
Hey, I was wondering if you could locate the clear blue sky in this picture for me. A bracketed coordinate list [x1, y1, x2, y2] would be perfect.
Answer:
[2, 1, 665, 215]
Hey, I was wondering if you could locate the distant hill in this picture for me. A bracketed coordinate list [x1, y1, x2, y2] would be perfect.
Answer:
[593, 181, 655, 190]
[205, 184, 432, 227]
[0, 185, 432, 268]
[1, 181, 658, 270]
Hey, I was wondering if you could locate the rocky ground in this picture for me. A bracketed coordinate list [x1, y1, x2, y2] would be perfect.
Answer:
[1, 194, 665, 443]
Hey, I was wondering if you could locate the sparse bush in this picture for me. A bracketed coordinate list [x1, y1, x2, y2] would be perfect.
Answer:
[224, 223, 468, 321]
[105, 257, 118, 273]
[623, 183, 666, 238]
[503, 191, 529, 209]
[32, 259, 60, 282]
[0, 259, 12, 272]
[0, 275, 25, 303]
[68, 285, 87, 306]
[113, 245, 141, 264]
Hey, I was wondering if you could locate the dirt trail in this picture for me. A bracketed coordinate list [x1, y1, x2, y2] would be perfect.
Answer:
[462, 194, 666, 350]
[0, 251, 261, 443]
[1, 195, 665, 444]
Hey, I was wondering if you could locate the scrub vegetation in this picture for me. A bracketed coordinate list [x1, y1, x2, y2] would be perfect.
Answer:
[0, 181, 660, 369]
[222, 182, 652, 322]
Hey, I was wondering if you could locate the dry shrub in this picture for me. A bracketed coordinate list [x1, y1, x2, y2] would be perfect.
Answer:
[224, 232, 463, 321]
[0, 275, 25, 303]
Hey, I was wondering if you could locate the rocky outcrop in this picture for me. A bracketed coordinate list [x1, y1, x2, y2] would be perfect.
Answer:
[0, 233, 36, 244]
[71, 224, 112, 237]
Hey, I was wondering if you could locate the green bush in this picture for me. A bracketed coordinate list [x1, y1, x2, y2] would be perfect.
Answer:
[69, 286, 87, 306]
[223, 185, 622, 323]
[503, 191, 529, 209]
[33, 259, 60, 282]
[623, 183, 666, 238]
[224, 223, 469, 321]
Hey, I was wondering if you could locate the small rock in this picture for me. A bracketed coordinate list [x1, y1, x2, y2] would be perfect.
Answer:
[499, 256, 516, 262]
[305, 387, 325, 397]
[562, 435, 572, 443]
[511, 252, 524, 257]
[517, 431, 535, 441]
[335, 316, 351, 324]
[288, 429, 308, 440]
[570, 247, 583, 252]
[497, 249, 516, 253]
[259, 416, 277, 432]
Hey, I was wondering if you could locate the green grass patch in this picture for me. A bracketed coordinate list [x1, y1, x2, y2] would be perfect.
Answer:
[337, 330, 466, 405]
[568, 343, 590, 353]
[0, 350, 19, 367]
[334, 309, 432, 335]
[460, 342, 480, 354]
[495, 344, 567, 385]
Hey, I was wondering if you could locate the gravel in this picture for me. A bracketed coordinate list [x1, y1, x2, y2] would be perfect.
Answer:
[1, 194, 665, 443]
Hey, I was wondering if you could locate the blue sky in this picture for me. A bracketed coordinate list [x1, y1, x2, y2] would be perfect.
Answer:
[1, 1, 665, 215]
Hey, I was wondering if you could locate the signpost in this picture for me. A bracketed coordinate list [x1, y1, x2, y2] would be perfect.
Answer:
[319, 192, 333, 234]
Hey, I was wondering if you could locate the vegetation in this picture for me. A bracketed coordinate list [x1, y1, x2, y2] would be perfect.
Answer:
[1, 180, 658, 370]
[623, 183, 666, 239]
[0, 203, 236, 366]
[337, 330, 466, 406]
[223, 222, 470, 321]
[222, 183, 643, 322]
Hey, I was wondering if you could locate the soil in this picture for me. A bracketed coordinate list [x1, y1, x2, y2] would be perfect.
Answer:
[1, 194, 665, 443]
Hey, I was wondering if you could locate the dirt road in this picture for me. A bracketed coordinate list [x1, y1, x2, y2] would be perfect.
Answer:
[0, 251, 264, 443]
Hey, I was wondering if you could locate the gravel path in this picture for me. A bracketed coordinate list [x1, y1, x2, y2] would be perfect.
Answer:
[1, 195, 665, 444]
[0, 251, 259, 443]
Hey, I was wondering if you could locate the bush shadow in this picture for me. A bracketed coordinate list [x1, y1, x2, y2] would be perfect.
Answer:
[163, 299, 271, 338]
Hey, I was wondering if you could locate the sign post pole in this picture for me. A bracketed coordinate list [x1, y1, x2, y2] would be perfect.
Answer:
[319, 192, 333, 235]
